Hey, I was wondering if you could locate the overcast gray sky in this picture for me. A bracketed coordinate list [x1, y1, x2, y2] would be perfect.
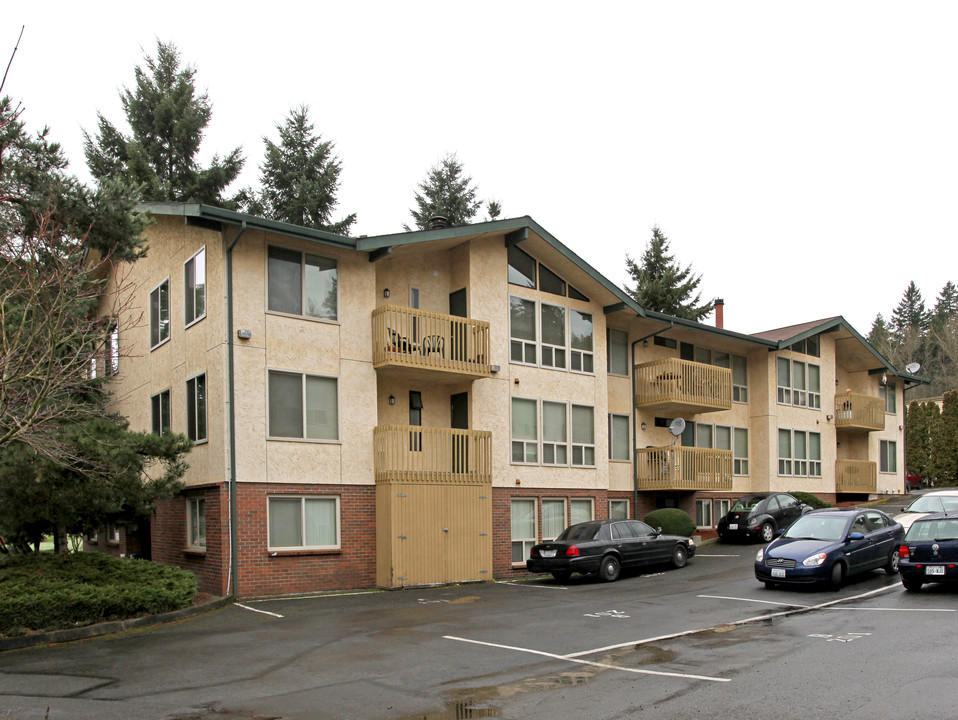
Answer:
[9, 1, 957, 336]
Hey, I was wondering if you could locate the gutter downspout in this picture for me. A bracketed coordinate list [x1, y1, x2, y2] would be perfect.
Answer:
[630, 321, 674, 519]
[226, 221, 248, 598]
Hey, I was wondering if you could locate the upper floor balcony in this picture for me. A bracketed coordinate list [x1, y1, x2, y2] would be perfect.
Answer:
[634, 358, 732, 415]
[835, 459, 878, 493]
[834, 392, 885, 432]
[373, 424, 492, 485]
[635, 446, 733, 491]
[372, 305, 492, 381]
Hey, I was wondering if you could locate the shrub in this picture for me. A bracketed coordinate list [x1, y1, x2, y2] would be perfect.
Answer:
[0, 552, 197, 636]
[787, 491, 832, 509]
[643, 508, 696, 537]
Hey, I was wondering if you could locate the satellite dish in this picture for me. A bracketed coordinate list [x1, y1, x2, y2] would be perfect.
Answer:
[668, 418, 687, 437]
[905, 362, 921, 374]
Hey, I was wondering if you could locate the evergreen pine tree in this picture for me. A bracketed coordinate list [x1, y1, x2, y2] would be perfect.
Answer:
[929, 392, 958, 486]
[867, 313, 891, 354]
[890, 281, 930, 337]
[624, 226, 712, 321]
[83, 40, 243, 207]
[905, 401, 931, 479]
[243, 106, 355, 235]
[406, 153, 484, 230]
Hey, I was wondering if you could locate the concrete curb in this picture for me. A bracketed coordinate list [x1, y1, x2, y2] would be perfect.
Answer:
[0, 596, 234, 652]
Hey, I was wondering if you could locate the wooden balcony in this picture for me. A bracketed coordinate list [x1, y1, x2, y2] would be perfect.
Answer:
[835, 459, 878, 493]
[635, 446, 733, 491]
[834, 392, 885, 432]
[372, 305, 492, 381]
[634, 358, 732, 415]
[373, 425, 492, 485]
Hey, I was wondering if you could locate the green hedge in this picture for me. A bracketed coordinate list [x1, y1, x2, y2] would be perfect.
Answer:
[643, 508, 697, 537]
[0, 552, 197, 637]
[787, 490, 832, 509]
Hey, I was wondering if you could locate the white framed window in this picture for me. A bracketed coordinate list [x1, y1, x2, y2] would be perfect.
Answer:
[776, 357, 790, 404]
[778, 428, 792, 476]
[571, 405, 595, 467]
[542, 401, 568, 465]
[509, 296, 537, 365]
[792, 361, 807, 407]
[267, 246, 338, 321]
[571, 498, 594, 525]
[695, 499, 713, 528]
[715, 498, 731, 519]
[151, 388, 171, 436]
[267, 370, 339, 441]
[608, 329, 629, 376]
[716, 425, 731, 453]
[186, 372, 207, 444]
[184, 247, 206, 327]
[732, 355, 748, 403]
[187, 497, 206, 549]
[880, 383, 897, 414]
[793, 430, 808, 476]
[809, 432, 822, 477]
[268, 495, 340, 550]
[733, 428, 749, 476]
[507, 245, 536, 288]
[540, 303, 566, 369]
[880, 440, 898, 473]
[511, 498, 537, 563]
[511, 397, 538, 464]
[609, 499, 629, 521]
[569, 309, 594, 373]
[542, 499, 567, 540]
[808, 364, 821, 409]
[778, 357, 820, 409]
[150, 277, 170, 349]
[696, 423, 713, 449]
[609, 414, 630, 461]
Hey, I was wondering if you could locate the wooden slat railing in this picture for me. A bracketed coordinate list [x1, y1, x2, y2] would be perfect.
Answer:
[374, 425, 492, 484]
[834, 392, 885, 431]
[372, 305, 491, 376]
[634, 358, 732, 411]
[635, 446, 733, 490]
[835, 459, 878, 493]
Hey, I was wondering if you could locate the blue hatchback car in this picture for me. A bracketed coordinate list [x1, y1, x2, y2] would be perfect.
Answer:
[754, 508, 903, 589]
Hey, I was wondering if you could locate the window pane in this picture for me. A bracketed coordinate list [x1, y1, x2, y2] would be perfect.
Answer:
[542, 499, 566, 539]
[808, 364, 820, 393]
[511, 499, 535, 539]
[269, 498, 302, 547]
[512, 398, 537, 441]
[571, 499, 592, 525]
[609, 329, 629, 375]
[304, 498, 337, 546]
[696, 424, 713, 449]
[777, 356, 790, 386]
[541, 304, 565, 346]
[510, 297, 536, 341]
[609, 500, 629, 521]
[304, 254, 337, 320]
[543, 401, 567, 442]
[187, 377, 197, 441]
[734, 428, 749, 457]
[507, 245, 536, 288]
[793, 361, 806, 390]
[570, 310, 593, 351]
[732, 355, 747, 385]
[269, 371, 304, 438]
[716, 425, 731, 451]
[539, 263, 566, 296]
[610, 415, 629, 460]
[794, 431, 807, 459]
[809, 432, 821, 460]
[778, 429, 791, 458]
[186, 249, 206, 324]
[305, 376, 338, 440]
[713, 351, 730, 368]
[571, 406, 594, 444]
[268, 247, 302, 314]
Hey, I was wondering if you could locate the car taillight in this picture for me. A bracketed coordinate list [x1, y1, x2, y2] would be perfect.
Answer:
[899, 544, 909, 560]
[566, 545, 580, 557]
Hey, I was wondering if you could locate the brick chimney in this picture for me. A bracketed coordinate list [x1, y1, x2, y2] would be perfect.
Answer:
[714, 298, 724, 329]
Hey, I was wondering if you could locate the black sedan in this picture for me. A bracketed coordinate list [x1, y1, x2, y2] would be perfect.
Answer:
[754, 508, 903, 589]
[898, 512, 958, 592]
[717, 492, 809, 543]
[526, 519, 695, 583]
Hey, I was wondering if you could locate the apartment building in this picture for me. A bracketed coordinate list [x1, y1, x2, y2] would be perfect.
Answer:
[93, 203, 922, 597]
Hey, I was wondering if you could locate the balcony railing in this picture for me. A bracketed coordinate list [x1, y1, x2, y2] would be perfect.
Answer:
[635, 446, 733, 491]
[372, 305, 491, 377]
[834, 392, 885, 432]
[634, 358, 732, 415]
[374, 425, 492, 484]
[835, 459, 878, 493]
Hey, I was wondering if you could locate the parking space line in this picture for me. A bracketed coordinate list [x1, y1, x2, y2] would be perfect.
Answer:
[246, 590, 381, 604]
[698, 594, 810, 608]
[444, 635, 729, 683]
[695, 554, 741, 558]
[827, 607, 956, 613]
[235, 603, 284, 618]
[499, 581, 568, 590]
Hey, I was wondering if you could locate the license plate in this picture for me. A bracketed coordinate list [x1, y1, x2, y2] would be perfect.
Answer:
[926, 565, 945, 576]
[728, 524, 738, 530]
[541, 550, 556, 558]
[771, 568, 786, 578]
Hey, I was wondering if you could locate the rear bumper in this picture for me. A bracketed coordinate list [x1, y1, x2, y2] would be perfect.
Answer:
[526, 556, 601, 575]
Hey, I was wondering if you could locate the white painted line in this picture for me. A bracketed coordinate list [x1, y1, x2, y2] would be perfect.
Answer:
[235, 603, 284, 618]
[826, 607, 956, 613]
[246, 590, 381, 604]
[444, 635, 728, 683]
[698, 594, 811, 608]
[695, 554, 741, 558]
[499, 581, 568, 590]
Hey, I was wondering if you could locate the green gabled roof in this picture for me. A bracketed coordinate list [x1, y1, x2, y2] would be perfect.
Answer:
[642, 309, 779, 348]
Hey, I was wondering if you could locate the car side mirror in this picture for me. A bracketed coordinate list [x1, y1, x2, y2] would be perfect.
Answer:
[654, 527, 662, 536]
[847, 532, 865, 541]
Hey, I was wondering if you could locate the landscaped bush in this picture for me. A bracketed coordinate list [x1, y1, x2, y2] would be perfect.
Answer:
[643, 508, 697, 537]
[787, 491, 832, 509]
[0, 552, 197, 637]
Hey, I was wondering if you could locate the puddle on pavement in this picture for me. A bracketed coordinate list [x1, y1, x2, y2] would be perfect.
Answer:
[396, 700, 499, 719]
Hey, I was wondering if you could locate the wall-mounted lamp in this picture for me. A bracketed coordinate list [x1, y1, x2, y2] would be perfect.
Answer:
[640, 422, 647, 431]
[388, 395, 395, 405]
[514, 377, 519, 385]
[383, 288, 390, 298]
[515, 478, 521, 485]
[643, 340, 649, 347]
[899, 425, 903, 431]
[826, 414, 833, 421]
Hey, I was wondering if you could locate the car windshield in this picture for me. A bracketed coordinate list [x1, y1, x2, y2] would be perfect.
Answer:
[904, 518, 958, 542]
[903, 495, 958, 513]
[731, 495, 764, 512]
[557, 523, 601, 541]
[782, 515, 848, 541]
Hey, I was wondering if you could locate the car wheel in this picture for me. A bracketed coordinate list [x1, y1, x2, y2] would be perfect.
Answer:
[760, 522, 775, 543]
[671, 544, 688, 569]
[551, 570, 572, 583]
[884, 549, 900, 575]
[902, 578, 923, 592]
[829, 562, 845, 590]
[599, 555, 620, 582]
[763, 580, 777, 589]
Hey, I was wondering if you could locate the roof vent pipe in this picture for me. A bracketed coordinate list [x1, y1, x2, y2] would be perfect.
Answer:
[714, 298, 724, 329]
[430, 216, 448, 230]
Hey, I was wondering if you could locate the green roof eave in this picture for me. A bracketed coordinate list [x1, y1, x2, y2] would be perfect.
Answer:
[138, 202, 358, 250]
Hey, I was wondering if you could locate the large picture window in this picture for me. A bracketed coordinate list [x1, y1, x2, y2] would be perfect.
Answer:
[609, 499, 629, 520]
[542, 499, 567, 540]
[267, 246, 338, 321]
[509, 296, 537, 364]
[777, 357, 820, 409]
[186, 372, 207, 443]
[542, 401, 568, 465]
[511, 499, 536, 563]
[268, 496, 340, 549]
[571, 498, 593, 525]
[150, 278, 170, 349]
[569, 310, 593, 373]
[540, 303, 566, 369]
[268, 371, 339, 440]
[571, 405, 595, 467]
[779, 429, 821, 477]
[511, 398, 538, 463]
[184, 247, 206, 327]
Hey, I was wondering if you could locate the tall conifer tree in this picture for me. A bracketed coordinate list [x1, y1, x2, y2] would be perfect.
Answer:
[624, 226, 712, 321]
